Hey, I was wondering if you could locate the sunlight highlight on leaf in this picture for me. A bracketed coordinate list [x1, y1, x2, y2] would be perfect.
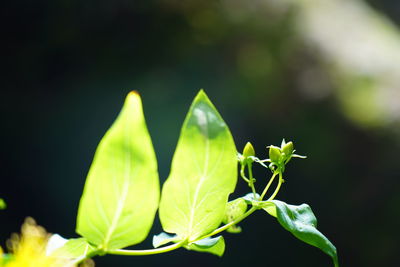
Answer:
[76, 92, 160, 251]
[159, 90, 237, 242]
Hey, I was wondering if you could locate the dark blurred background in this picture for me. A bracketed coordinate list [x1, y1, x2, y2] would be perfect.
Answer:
[2, 0, 400, 266]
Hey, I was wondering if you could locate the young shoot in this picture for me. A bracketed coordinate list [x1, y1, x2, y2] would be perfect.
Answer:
[1, 90, 339, 267]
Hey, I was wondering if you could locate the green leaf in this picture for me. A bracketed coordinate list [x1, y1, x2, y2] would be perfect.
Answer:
[261, 202, 277, 217]
[222, 198, 247, 233]
[159, 90, 237, 242]
[76, 92, 160, 251]
[152, 232, 178, 248]
[185, 236, 225, 257]
[271, 200, 339, 267]
[50, 237, 96, 260]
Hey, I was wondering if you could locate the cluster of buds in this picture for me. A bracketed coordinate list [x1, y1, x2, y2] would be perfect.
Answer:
[238, 140, 306, 173]
[267, 140, 306, 172]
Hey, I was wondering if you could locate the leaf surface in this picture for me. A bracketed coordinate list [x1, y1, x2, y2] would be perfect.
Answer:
[159, 90, 237, 242]
[261, 202, 277, 217]
[271, 200, 339, 267]
[76, 92, 159, 250]
[50, 238, 96, 260]
[152, 232, 178, 248]
[186, 236, 225, 257]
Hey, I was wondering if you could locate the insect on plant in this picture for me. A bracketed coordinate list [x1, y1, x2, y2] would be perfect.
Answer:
[0, 90, 339, 267]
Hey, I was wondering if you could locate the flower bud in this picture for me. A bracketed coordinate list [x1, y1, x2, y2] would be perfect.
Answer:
[243, 142, 255, 158]
[282, 141, 294, 156]
[269, 145, 282, 162]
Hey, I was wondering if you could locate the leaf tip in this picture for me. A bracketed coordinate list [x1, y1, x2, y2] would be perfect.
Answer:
[125, 90, 144, 111]
[126, 90, 142, 104]
[128, 90, 140, 96]
[195, 89, 209, 101]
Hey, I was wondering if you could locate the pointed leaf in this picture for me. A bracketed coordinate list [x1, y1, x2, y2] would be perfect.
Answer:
[271, 200, 339, 267]
[76, 92, 160, 251]
[186, 236, 225, 257]
[152, 232, 178, 248]
[159, 90, 237, 242]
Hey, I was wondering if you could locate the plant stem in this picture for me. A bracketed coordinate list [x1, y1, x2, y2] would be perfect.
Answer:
[259, 171, 278, 201]
[107, 206, 259, 256]
[240, 165, 250, 183]
[240, 163, 256, 197]
[193, 206, 258, 242]
[108, 240, 186, 256]
[267, 172, 283, 201]
[247, 162, 257, 198]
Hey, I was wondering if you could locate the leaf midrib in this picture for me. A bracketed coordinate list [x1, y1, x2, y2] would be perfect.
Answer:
[187, 135, 210, 239]
[102, 115, 134, 249]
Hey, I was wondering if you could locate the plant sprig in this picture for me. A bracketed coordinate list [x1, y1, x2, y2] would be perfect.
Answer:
[39, 90, 338, 267]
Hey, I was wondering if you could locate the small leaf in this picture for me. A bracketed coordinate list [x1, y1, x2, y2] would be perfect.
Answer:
[76, 92, 160, 251]
[271, 200, 339, 267]
[186, 236, 225, 257]
[223, 198, 247, 233]
[152, 232, 178, 248]
[50, 238, 96, 260]
[159, 90, 237, 242]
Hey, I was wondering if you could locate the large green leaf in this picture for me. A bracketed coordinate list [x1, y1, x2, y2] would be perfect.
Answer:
[159, 90, 237, 242]
[271, 200, 339, 267]
[76, 92, 160, 251]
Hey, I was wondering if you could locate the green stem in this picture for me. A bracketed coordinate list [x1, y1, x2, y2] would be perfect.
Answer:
[107, 206, 258, 256]
[193, 206, 258, 242]
[267, 172, 283, 201]
[108, 240, 186, 256]
[259, 171, 278, 201]
[247, 162, 257, 198]
[240, 165, 250, 183]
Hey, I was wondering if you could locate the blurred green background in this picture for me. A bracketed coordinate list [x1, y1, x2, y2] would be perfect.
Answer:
[2, 0, 400, 266]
